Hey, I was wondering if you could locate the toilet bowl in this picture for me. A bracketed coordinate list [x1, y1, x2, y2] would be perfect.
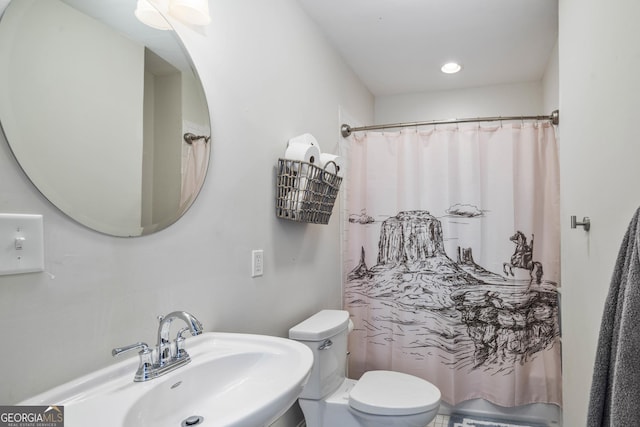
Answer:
[289, 310, 441, 427]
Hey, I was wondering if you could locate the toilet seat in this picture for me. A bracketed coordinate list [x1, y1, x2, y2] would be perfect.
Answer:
[349, 370, 441, 416]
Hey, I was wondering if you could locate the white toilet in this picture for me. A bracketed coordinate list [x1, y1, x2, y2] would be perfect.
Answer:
[289, 310, 441, 427]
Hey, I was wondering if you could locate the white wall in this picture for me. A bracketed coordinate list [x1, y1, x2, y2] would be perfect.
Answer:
[0, 3, 373, 423]
[375, 81, 543, 124]
[151, 72, 182, 224]
[542, 40, 559, 113]
[559, 0, 640, 425]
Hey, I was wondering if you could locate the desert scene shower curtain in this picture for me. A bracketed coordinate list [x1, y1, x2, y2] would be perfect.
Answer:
[343, 122, 561, 407]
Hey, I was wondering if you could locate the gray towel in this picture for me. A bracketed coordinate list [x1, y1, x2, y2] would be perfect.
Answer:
[587, 207, 640, 426]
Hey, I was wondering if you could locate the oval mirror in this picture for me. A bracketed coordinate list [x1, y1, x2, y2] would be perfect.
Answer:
[0, 0, 211, 236]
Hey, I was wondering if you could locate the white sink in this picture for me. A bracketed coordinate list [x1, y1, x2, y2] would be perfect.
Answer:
[20, 333, 313, 427]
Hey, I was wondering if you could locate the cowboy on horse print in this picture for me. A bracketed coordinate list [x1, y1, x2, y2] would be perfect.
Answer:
[503, 231, 544, 283]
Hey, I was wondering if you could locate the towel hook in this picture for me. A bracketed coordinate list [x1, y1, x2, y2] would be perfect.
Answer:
[571, 215, 591, 232]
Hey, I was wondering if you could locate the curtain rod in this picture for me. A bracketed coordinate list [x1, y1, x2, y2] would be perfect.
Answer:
[340, 109, 559, 138]
[183, 132, 210, 144]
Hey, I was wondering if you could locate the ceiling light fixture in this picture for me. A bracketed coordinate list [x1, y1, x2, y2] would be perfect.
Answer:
[135, 0, 172, 31]
[441, 62, 462, 74]
[135, 0, 211, 30]
[170, 0, 211, 26]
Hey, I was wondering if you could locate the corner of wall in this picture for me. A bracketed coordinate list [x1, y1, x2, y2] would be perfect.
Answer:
[542, 39, 559, 113]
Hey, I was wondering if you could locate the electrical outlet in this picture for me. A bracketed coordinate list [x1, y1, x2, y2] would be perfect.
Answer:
[252, 249, 264, 277]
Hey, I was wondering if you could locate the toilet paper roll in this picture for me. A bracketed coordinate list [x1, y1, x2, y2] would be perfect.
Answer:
[285, 188, 302, 214]
[319, 153, 345, 177]
[285, 143, 320, 165]
[287, 133, 321, 152]
[285, 185, 310, 218]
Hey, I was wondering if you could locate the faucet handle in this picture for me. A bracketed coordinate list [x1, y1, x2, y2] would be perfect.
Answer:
[175, 327, 190, 358]
[112, 342, 150, 357]
[176, 328, 189, 342]
[112, 342, 155, 382]
[175, 327, 189, 340]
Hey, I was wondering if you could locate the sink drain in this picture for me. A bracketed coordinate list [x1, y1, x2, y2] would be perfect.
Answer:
[181, 415, 204, 426]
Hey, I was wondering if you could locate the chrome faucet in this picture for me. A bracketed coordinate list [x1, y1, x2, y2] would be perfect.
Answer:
[112, 311, 203, 382]
[156, 311, 204, 366]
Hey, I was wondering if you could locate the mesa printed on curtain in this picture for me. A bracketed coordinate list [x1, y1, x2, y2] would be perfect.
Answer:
[343, 123, 561, 407]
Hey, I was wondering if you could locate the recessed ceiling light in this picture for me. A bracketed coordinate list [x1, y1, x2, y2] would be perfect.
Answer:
[441, 62, 462, 74]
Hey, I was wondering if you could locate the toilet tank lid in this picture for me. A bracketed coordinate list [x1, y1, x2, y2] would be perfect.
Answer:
[289, 310, 350, 341]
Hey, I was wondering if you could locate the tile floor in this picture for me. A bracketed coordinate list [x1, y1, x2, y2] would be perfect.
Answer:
[427, 414, 451, 427]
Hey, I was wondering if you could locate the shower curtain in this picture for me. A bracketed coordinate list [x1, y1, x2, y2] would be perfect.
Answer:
[343, 122, 562, 407]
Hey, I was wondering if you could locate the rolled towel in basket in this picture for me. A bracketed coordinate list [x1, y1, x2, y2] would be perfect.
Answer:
[319, 153, 345, 177]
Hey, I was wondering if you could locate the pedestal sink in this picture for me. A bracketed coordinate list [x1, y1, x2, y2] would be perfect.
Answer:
[20, 333, 313, 427]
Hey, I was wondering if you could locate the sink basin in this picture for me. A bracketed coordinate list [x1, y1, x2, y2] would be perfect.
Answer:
[20, 333, 313, 427]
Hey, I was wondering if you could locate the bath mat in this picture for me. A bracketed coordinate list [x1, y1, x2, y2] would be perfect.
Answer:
[448, 414, 547, 427]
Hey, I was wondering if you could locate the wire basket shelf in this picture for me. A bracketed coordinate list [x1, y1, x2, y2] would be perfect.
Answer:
[275, 158, 343, 224]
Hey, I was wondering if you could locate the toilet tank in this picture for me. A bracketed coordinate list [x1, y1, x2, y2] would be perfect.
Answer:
[289, 310, 350, 399]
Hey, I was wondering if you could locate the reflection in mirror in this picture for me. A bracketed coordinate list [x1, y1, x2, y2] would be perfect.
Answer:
[0, 0, 211, 236]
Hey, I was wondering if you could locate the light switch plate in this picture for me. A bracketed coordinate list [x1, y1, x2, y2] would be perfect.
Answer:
[0, 214, 44, 275]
